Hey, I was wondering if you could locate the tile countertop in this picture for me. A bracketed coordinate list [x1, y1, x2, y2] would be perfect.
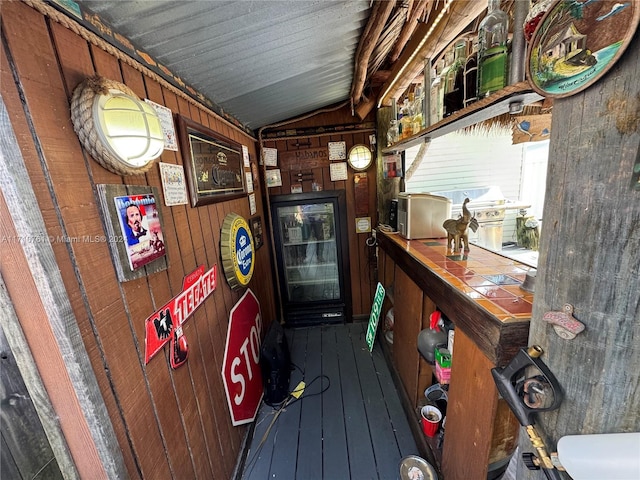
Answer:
[413, 239, 534, 322]
[377, 231, 533, 365]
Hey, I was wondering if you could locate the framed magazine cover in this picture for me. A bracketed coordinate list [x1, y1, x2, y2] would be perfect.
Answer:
[96, 184, 168, 282]
[114, 194, 166, 271]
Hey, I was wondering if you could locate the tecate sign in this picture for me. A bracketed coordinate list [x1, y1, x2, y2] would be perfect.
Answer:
[221, 289, 263, 426]
[144, 265, 217, 368]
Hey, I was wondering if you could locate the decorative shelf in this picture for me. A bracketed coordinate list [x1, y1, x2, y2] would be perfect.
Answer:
[381, 81, 544, 153]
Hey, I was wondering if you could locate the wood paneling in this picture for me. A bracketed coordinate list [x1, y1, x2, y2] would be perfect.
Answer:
[262, 113, 378, 318]
[1, 3, 276, 478]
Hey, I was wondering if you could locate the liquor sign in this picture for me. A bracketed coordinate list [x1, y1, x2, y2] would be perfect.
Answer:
[366, 282, 385, 352]
[144, 264, 217, 368]
[222, 289, 263, 426]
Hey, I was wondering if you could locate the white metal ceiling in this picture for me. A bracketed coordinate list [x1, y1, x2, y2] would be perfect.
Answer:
[78, 0, 373, 132]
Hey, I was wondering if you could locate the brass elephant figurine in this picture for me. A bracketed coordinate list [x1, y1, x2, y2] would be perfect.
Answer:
[443, 198, 478, 252]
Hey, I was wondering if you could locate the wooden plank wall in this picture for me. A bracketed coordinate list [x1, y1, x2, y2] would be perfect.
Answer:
[519, 22, 640, 480]
[1, 2, 276, 478]
[262, 107, 378, 318]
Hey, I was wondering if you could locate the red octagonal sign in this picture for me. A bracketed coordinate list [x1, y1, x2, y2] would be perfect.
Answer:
[222, 289, 263, 426]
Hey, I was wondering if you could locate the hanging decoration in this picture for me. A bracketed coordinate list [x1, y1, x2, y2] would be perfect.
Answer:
[527, 0, 640, 98]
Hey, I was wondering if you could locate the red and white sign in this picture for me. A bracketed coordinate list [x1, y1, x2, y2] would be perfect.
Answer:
[222, 289, 263, 426]
[144, 264, 217, 367]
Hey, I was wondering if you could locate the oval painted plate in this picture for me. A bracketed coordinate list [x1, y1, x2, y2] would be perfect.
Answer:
[526, 0, 640, 98]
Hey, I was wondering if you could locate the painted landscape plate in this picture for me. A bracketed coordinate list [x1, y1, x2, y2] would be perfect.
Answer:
[527, 0, 640, 98]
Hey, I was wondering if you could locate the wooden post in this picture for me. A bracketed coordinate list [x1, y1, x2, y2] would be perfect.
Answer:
[517, 26, 640, 479]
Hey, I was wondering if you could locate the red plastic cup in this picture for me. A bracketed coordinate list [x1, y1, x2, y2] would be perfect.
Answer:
[421, 405, 442, 437]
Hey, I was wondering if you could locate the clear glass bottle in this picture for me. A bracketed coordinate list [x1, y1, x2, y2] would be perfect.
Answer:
[387, 119, 399, 147]
[429, 60, 444, 125]
[412, 83, 424, 134]
[400, 97, 414, 139]
[443, 39, 467, 116]
[464, 38, 479, 107]
[477, 0, 509, 98]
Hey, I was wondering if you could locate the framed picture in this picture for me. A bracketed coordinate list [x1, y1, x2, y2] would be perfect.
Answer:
[158, 162, 188, 206]
[527, 0, 640, 98]
[249, 215, 264, 250]
[176, 115, 246, 206]
[330, 162, 348, 181]
[328, 141, 346, 160]
[96, 184, 168, 282]
[262, 147, 278, 167]
[265, 169, 282, 187]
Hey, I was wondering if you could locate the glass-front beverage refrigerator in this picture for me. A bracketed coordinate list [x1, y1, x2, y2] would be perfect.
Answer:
[270, 190, 351, 326]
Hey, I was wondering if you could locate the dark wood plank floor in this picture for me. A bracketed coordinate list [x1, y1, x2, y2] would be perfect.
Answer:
[241, 322, 420, 480]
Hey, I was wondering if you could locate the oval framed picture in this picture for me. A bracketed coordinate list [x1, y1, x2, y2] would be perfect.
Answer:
[527, 0, 640, 98]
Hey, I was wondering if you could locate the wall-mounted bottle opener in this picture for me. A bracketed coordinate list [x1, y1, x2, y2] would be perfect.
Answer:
[494, 346, 640, 479]
[492, 345, 564, 480]
[543, 303, 585, 339]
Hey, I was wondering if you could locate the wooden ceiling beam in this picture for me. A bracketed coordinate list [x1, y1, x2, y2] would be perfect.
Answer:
[377, 0, 487, 107]
[388, 0, 430, 64]
[350, 0, 396, 109]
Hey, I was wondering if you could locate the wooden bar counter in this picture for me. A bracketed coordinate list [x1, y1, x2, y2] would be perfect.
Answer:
[377, 230, 535, 480]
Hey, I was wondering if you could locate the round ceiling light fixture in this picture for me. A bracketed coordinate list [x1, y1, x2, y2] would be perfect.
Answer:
[347, 144, 373, 171]
[71, 76, 165, 176]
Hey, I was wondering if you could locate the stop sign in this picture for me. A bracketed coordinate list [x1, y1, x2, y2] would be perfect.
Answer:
[222, 289, 263, 426]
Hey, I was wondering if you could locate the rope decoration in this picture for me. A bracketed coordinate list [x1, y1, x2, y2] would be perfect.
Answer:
[22, 0, 253, 140]
[70, 75, 155, 176]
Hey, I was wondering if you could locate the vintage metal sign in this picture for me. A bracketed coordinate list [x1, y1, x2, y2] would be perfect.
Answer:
[221, 289, 263, 426]
[144, 264, 217, 368]
[220, 213, 255, 289]
[366, 282, 386, 352]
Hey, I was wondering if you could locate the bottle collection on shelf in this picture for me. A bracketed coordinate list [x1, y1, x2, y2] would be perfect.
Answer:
[387, 0, 511, 147]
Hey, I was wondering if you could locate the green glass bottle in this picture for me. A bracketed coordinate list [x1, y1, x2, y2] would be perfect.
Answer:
[477, 0, 509, 98]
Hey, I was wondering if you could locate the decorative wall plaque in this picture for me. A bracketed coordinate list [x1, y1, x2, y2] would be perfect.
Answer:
[527, 0, 640, 98]
[177, 115, 246, 206]
[328, 141, 347, 160]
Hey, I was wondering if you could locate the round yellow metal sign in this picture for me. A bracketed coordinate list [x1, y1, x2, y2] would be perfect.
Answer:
[220, 213, 255, 289]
